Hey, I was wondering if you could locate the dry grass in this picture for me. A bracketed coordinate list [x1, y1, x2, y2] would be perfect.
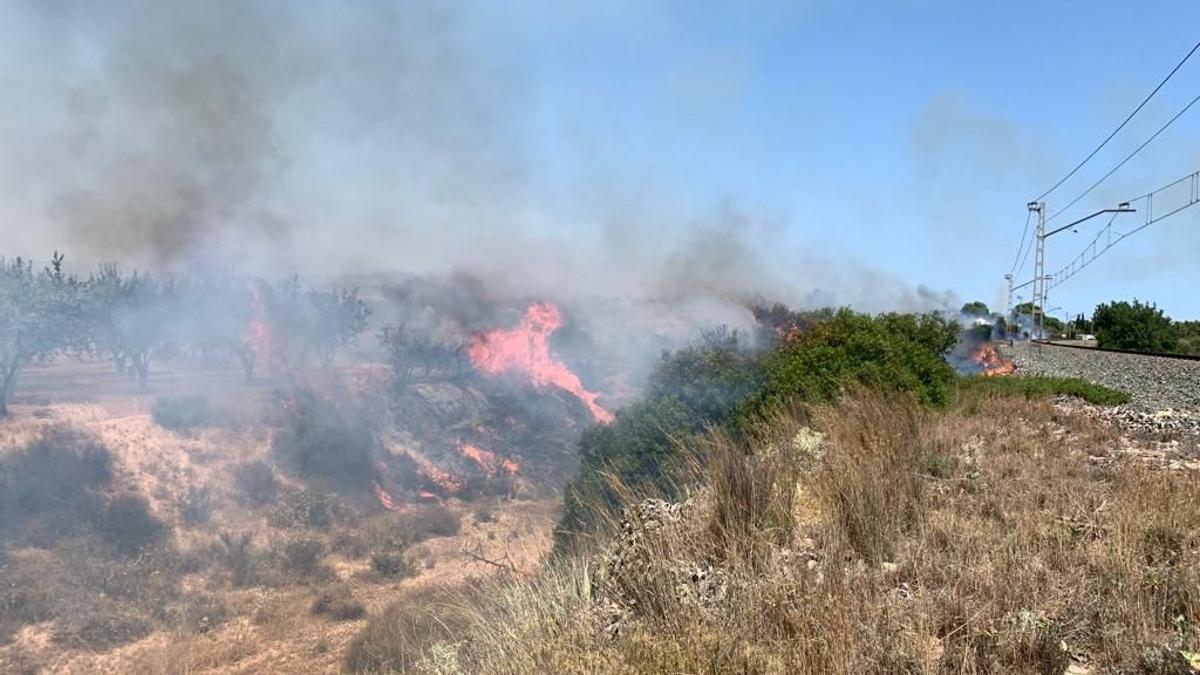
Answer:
[363, 391, 1200, 674]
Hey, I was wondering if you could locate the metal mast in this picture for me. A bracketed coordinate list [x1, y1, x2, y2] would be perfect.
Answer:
[1029, 202, 1045, 338]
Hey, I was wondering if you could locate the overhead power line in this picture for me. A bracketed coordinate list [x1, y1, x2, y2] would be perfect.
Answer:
[1046, 92, 1200, 224]
[1009, 209, 1033, 276]
[1030, 40, 1200, 203]
[1046, 169, 1200, 292]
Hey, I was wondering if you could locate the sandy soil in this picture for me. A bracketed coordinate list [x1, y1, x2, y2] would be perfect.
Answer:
[0, 360, 563, 674]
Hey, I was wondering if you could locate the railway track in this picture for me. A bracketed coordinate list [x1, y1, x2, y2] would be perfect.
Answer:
[1031, 339, 1200, 362]
[1008, 341, 1200, 416]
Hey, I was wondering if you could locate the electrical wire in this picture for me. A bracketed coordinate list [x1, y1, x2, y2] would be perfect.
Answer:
[1009, 209, 1033, 277]
[1046, 92, 1200, 224]
[1031, 40, 1200, 203]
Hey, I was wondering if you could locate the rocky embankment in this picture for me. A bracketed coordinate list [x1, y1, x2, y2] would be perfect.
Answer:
[1006, 341, 1200, 438]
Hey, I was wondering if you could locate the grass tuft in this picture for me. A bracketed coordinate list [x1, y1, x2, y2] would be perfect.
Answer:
[959, 374, 1131, 405]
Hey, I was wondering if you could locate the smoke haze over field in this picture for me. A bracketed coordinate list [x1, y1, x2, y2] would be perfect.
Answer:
[0, 0, 964, 317]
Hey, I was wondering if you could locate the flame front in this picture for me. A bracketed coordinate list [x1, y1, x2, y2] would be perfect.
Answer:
[971, 343, 1016, 377]
[459, 442, 519, 478]
[468, 302, 614, 423]
[244, 285, 271, 367]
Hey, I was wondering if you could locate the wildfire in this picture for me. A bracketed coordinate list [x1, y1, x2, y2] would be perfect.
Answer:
[404, 448, 463, 494]
[373, 481, 404, 512]
[971, 343, 1016, 377]
[244, 285, 271, 368]
[468, 302, 614, 424]
[459, 442, 519, 478]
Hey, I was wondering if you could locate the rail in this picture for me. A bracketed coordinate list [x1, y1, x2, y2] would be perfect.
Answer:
[1031, 339, 1200, 362]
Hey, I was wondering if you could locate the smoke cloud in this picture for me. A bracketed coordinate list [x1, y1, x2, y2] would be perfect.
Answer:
[1, 0, 955, 319]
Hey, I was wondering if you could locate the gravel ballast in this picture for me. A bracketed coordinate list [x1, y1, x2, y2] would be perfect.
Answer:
[1007, 342, 1200, 412]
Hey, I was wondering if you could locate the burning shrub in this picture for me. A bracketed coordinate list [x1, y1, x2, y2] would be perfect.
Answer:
[233, 460, 279, 505]
[0, 425, 113, 543]
[379, 323, 469, 385]
[151, 395, 213, 431]
[272, 388, 379, 491]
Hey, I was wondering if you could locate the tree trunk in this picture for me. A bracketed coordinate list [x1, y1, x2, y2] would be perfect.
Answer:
[132, 352, 151, 389]
[1, 361, 23, 417]
[236, 348, 256, 382]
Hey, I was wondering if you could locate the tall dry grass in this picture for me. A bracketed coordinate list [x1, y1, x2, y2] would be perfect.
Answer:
[345, 390, 1200, 674]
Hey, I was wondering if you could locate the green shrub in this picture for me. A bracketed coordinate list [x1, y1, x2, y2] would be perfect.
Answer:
[959, 375, 1130, 406]
[151, 395, 212, 431]
[747, 309, 959, 415]
[1092, 300, 1178, 352]
[643, 327, 763, 423]
[556, 396, 701, 551]
[554, 307, 961, 554]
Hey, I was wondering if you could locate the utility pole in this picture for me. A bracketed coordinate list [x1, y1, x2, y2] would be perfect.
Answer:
[1028, 201, 1045, 339]
[1004, 273, 1013, 323]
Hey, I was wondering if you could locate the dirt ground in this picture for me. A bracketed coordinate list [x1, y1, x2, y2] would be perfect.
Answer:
[0, 360, 563, 674]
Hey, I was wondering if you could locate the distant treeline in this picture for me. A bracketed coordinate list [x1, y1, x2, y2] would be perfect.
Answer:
[0, 253, 370, 415]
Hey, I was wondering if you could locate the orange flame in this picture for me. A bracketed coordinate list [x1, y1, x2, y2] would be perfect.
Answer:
[406, 448, 463, 494]
[459, 442, 519, 478]
[373, 481, 405, 512]
[468, 302, 613, 423]
[971, 343, 1016, 377]
[244, 284, 272, 369]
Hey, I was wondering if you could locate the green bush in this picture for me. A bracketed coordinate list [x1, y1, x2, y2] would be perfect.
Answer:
[747, 309, 960, 414]
[556, 330, 763, 552]
[554, 308, 962, 554]
[1092, 300, 1178, 352]
[959, 375, 1130, 406]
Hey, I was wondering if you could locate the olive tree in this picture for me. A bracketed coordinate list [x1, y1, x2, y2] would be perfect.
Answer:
[0, 254, 84, 416]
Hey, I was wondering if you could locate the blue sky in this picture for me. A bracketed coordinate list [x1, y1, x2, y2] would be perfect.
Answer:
[474, 1, 1200, 318]
[3, 1, 1199, 320]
